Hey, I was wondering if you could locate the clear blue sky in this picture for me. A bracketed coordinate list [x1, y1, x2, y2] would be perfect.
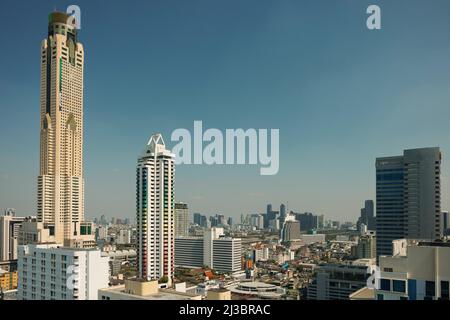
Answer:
[1, 0, 450, 222]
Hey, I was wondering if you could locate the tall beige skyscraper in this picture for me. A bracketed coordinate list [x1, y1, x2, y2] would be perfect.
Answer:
[37, 12, 93, 246]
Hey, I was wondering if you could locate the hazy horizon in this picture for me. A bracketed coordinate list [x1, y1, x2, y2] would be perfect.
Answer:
[1, 0, 450, 222]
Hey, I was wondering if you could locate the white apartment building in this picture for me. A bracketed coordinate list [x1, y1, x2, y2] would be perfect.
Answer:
[95, 225, 108, 240]
[0, 214, 25, 261]
[175, 228, 242, 273]
[18, 244, 109, 300]
[253, 247, 269, 262]
[136, 134, 175, 283]
[376, 240, 450, 300]
[213, 237, 242, 273]
[116, 229, 132, 245]
[174, 237, 204, 268]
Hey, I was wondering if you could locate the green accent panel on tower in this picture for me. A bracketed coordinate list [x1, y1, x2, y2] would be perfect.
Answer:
[59, 57, 62, 92]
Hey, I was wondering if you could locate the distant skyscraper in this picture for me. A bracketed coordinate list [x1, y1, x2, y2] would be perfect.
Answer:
[200, 215, 207, 228]
[376, 147, 441, 256]
[357, 200, 375, 231]
[136, 134, 175, 283]
[318, 215, 325, 229]
[193, 213, 201, 225]
[217, 214, 226, 225]
[4, 208, 16, 217]
[37, 12, 88, 245]
[210, 215, 219, 227]
[174, 202, 189, 237]
[264, 205, 279, 228]
[296, 212, 318, 231]
[250, 214, 264, 230]
[279, 204, 286, 224]
[281, 215, 301, 242]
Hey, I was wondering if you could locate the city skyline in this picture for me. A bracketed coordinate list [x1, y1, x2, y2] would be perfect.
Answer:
[2, 0, 450, 222]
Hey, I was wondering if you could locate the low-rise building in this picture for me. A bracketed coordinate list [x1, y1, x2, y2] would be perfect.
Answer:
[206, 288, 231, 300]
[102, 249, 137, 276]
[0, 268, 18, 291]
[98, 278, 201, 300]
[306, 262, 372, 300]
[175, 228, 242, 273]
[376, 239, 450, 300]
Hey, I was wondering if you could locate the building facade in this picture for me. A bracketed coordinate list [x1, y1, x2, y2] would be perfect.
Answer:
[355, 232, 377, 259]
[357, 200, 375, 231]
[36, 12, 95, 245]
[136, 134, 175, 283]
[295, 212, 318, 232]
[116, 229, 132, 245]
[174, 237, 204, 268]
[281, 215, 301, 243]
[0, 214, 25, 261]
[376, 147, 441, 256]
[98, 279, 201, 300]
[174, 202, 189, 237]
[212, 237, 242, 273]
[307, 263, 371, 300]
[17, 244, 109, 300]
[376, 240, 450, 300]
[175, 228, 242, 273]
[0, 269, 18, 291]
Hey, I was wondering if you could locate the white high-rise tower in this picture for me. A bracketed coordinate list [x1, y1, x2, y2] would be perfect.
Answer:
[136, 134, 175, 284]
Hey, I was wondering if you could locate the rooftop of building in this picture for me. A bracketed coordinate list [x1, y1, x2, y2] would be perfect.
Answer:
[101, 249, 136, 257]
[236, 281, 277, 289]
[208, 288, 230, 293]
[25, 243, 100, 252]
[349, 287, 375, 300]
[99, 283, 200, 300]
[48, 11, 69, 24]
[417, 240, 450, 247]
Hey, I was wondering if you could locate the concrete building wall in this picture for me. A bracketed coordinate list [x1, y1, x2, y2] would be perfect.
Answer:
[17, 244, 109, 300]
